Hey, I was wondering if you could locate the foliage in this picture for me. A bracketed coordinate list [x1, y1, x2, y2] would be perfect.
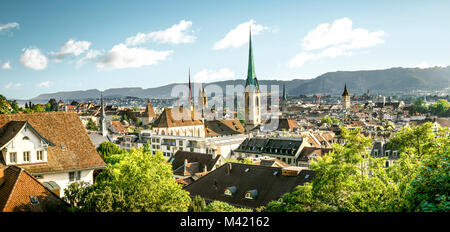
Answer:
[97, 141, 126, 158]
[63, 181, 95, 211]
[266, 124, 449, 212]
[406, 128, 450, 212]
[409, 97, 428, 114]
[73, 149, 191, 212]
[0, 95, 12, 114]
[188, 195, 206, 212]
[428, 99, 450, 117]
[86, 118, 99, 131]
[203, 201, 252, 212]
[321, 116, 340, 125]
[223, 158, 254, 165]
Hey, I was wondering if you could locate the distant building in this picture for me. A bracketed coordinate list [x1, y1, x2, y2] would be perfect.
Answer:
[342, 84, 351, 110]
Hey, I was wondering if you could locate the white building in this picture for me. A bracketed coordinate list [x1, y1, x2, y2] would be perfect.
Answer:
[140, 107, 247, 159]
[0, 112, 106, 197]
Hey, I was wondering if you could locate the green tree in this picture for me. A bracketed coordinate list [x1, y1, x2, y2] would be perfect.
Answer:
[321, 116, 340, 125]
[97, 141, 126, 158]
[63, 181, 95, 211]
[409, 98, 428, 114]
[86, 118, 99, 131]
[189, 195, 206, 212]
[81, 149, 191, 212]
[203, 201, 252, 212]
[0, 95, 11, 114]
[266, 127, 397, 212]
[406, 128, 450, 212]
[428, 99, 450, 117]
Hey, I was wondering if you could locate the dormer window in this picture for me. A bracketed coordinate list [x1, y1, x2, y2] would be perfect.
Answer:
[244, 189, 258, 200]
[224, 186, 237, 196]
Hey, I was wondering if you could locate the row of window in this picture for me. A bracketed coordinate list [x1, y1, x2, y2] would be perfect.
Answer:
[9, 151, 44, 163]
[373, 150, 398, 157]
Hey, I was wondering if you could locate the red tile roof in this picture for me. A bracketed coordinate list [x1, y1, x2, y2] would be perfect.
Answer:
[0, 166, 68, 212]
[0, 112, 106, 173]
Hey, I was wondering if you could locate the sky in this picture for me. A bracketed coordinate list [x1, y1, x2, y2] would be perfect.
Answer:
[0, 0, 449, 99]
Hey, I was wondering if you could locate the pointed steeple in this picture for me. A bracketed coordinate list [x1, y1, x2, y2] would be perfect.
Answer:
[282, 84, 287, 101]
[342, 83, 349, 97]
[245, 26, 259, 89]
[188, 68, 194, 111]
[188, 68, 192, 101]
[100, 92, 107, 136]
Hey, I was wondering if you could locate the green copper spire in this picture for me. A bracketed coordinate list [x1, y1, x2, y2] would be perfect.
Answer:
[246, 26, 259, 88]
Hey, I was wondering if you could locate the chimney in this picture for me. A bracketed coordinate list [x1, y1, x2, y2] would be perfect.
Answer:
[184, 159, 188, 176]
[281, 167, 302, 176]
[226, 163, 232, 175]
[204, 165, 207, 172]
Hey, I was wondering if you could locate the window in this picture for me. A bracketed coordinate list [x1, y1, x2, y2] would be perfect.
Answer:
[245, 192, 253, 199]
[36, 151, 44, 161]
[23, 151, 30, 162]
[9, 152, 17, 163]
[179, 140, 183, 146]
[374, 150, 379, 156]
[224, 189, 232, 196]
[69, 171, 81, 182]
[385, 151, 390, 156]
[385, 161, 390, 168]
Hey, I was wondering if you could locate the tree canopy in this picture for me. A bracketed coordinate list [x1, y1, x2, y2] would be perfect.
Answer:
[266, 124, 449, 212]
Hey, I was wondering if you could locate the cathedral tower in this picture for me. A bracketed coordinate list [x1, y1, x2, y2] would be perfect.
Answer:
[244, 27, 261, 132]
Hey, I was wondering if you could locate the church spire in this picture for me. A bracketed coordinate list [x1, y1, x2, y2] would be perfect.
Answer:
[282, 84, 287, 101]
[100, 92, 107, 136]
[188, 68, 194, 111]
[342, 83, 349, 97]
[245, 26, 259, 89]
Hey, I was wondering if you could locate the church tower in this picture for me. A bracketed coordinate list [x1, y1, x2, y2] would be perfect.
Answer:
[281, 83, 287, 113]
[342, 83, 350, 110]
[198, 87, 208, 119]
[100, 92, 107, 136]
[244, 27, 261, 132]
[188, 68, 194, 112]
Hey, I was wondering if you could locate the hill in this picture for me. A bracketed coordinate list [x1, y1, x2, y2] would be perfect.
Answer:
[31, 66, 450, 101]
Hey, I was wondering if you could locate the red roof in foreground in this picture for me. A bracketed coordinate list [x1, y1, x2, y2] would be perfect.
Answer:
[0, 166, 68, 212]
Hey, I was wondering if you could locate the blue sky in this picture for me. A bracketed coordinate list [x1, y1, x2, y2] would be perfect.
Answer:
[0, 0, 449, 99]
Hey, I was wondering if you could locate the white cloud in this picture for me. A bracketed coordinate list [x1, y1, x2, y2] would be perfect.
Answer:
[0, 22, 19, 32]
[417, 62, 447, 69]
[97, 43, 172, 69]
[4, 82, 22, 89]
[213, 19, 267, 50]
[1, 61, 11, 70]
[193, 68, 235, 83]
[36, 81, 53, 88]
[19, 48, 48, 70]
[125, 20, 196, 46]
[51, 39, 91, 61]
[77, 49, 102, 67]
[289, 17, 385, 68]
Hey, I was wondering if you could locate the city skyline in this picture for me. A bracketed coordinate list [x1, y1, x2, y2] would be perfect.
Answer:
[1, 0, 450, 99]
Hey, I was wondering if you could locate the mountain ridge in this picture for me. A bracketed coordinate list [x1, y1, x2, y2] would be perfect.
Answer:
[31, 66, 450, 101]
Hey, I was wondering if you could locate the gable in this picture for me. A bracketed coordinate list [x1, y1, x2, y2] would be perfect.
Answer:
[0, 112, 106, 173]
